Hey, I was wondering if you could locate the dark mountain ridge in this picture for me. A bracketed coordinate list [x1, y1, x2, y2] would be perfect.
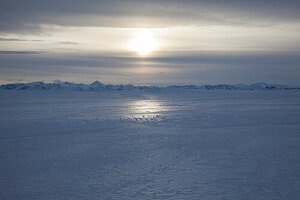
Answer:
[1, 81, 299, 91]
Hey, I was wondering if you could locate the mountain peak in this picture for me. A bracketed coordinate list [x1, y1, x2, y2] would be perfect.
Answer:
[90, 81, 104, 86]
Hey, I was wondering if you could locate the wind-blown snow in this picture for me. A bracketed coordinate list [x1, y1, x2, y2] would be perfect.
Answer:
[0, 89, 300, 200]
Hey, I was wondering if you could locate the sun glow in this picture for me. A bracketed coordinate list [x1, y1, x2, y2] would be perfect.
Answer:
[128, 29, 159, 56]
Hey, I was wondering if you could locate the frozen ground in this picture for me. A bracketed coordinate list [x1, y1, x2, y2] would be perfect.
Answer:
[0, 89, 300, 200]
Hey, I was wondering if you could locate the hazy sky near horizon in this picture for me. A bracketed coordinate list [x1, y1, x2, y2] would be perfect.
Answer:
[0, 0, 300, 85]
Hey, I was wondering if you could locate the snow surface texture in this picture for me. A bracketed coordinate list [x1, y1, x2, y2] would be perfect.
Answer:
[1, 89, 300, 200]
[1, 81, 299, 91]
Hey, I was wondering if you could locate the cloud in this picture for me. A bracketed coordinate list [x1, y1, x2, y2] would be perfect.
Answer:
[0, 1, 299, 85]
[1, 51, 300, 85]
[56, 41, 80, 45]
[0, 37, 43, 42]
[0, 50, 43, 55]
[0, 0, 299, 33]
[4, 78, 29, 83]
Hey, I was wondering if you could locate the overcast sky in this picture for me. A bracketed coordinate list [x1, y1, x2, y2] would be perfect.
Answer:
[0, 0, 299, 85]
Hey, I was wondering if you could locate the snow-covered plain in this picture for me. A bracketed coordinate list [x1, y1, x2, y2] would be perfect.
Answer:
[1, 89, 300, 200]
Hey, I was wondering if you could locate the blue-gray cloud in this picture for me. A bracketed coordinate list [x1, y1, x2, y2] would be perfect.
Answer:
[1, 51, 299, 85]
[0, 50, 42, 55]
[1, 0, 300, 33]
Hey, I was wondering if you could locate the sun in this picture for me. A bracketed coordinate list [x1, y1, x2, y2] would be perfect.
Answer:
[128, 29, 159, 56]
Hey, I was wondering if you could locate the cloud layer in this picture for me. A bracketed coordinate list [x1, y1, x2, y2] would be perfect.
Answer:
[1, 51, 299, 85]
[1, 0, 300, 32]
[0, 0, 299, 85]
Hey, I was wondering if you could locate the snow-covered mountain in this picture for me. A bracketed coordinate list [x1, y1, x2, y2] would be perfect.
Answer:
[0, 81, 298, 91]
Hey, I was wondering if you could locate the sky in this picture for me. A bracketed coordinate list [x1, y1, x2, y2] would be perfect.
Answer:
[0, 0, 300, 85]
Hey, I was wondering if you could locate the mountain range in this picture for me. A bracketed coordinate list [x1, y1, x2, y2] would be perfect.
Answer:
[1, 81, 299, 91]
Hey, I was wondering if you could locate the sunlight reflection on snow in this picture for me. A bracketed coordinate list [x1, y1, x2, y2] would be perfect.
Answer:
[126, 99, 169, 119]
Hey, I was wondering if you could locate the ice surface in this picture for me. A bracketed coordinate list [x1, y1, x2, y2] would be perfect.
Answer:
[0, 89, 300, 199]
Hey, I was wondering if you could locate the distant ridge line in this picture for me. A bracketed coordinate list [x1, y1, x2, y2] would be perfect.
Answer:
[0, 81, 299, 91]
